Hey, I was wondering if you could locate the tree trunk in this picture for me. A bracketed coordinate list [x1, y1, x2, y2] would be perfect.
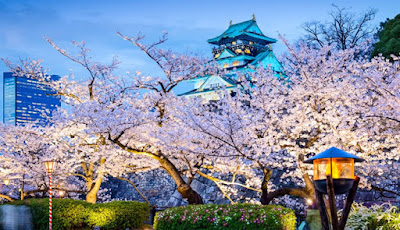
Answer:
[110, 138, 204, 204]
[260, 169, 273, 205]
[158, 154, 203, 204]
[86, 174, 104, 204]
[261, 169, 314, 205]
[264, 187, 313, 204]
[20, 175, 25, 200]
[84, 159, 105, 204]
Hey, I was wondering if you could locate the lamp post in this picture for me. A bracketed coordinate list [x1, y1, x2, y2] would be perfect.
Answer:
[304, 147, 364, 230]
[3, 179, 10, 186]
[44, 161, 56, 230]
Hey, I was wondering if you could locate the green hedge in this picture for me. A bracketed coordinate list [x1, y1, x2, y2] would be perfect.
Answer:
[4, 198, 150, 230]
[343, 203, 400, 230]
[154, 203, 296, 230]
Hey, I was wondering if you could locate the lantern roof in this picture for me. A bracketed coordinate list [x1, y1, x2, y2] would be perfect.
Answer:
[303, 147, 364, 164]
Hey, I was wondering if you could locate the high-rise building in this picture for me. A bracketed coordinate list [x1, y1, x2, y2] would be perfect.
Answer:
[179, 16, 285, 101]
[3, 72, 61, 126]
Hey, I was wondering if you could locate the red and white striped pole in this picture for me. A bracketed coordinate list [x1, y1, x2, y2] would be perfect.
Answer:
[49, 173, 52, 230]
[44, 161, 56, 230]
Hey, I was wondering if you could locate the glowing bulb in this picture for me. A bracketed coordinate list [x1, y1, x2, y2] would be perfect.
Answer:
[306, 199, 313, 205]
[3, 179, 10, 185]
[59, 190, 65, 198]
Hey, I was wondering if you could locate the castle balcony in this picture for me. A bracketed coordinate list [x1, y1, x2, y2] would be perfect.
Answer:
[212, 44, 268, 57]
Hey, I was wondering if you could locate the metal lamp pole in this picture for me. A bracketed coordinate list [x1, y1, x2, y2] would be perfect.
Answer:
[44, 161, 56, 230]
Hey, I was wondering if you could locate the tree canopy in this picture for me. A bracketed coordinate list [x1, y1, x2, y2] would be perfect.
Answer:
[0, 33, 398, 209]
[372, 14, 400, 61]
[302, 5, 377, 52]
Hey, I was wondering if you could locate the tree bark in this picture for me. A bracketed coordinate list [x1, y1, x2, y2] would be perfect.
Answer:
[20, 174, 25, 200]
[85, 158, 105, 204]
[110, 138, 204, 204]
[260, 168, 273, 205]
[264, 187, 313, 204]
[158, 154, 203, 204]
[0, 194, 14, 202]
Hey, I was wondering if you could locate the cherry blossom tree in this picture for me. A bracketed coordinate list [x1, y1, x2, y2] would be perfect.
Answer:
[0, 123, 69, 201]
[2, 49, 152, 203]
[177, 39, 399, 207]
[4, 32, 212, 204]
[2, 31, 397, 208]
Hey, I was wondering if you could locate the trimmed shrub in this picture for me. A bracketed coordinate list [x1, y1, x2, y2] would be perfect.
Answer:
[3, 198, 150, 230]
[342, 202, 400, 230]
[154, 203, 296, 230]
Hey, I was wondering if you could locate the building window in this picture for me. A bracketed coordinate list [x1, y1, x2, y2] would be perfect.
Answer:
[249, 41, 253, 45]
[233, 61, 239, 66]
[232, 41, 236, 45]
[223, 63, 229, 68]
[210, 83, 220, 88]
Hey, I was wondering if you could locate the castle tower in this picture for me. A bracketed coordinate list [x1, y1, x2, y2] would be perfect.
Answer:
[179, 17, 284, 101]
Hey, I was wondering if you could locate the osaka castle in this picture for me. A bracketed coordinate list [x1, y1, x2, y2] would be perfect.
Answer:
[179, 15, 284, 101]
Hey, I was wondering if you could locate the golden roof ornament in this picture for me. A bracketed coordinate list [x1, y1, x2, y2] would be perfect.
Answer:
[229, 20, 232, 26]
[252, 14, 256, 21]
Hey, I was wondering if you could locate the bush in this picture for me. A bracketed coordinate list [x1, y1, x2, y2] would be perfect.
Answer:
[154, 203, 296, 230]
[342, 202, 400, 230]
[3, 198, 150, 230]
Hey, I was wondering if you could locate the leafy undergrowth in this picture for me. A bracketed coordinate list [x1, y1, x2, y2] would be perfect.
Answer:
[3, 198, 150, 230]
[154, 203, 296, 230]
[341, 202, 400, 230]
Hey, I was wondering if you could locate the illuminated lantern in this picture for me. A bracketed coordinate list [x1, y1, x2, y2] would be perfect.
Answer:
[58, 190, 65, 198]
[3, 179, 10, 185]
[304, 147, 364, 194]
[44, 161, 56, 174]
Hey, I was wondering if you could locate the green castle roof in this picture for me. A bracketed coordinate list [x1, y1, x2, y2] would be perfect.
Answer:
[208, 19, 277, 45]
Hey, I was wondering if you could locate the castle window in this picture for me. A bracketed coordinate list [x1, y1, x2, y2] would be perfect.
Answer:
[232, 41, 236, 45]
[233, 61, 239, 66]
[210, 83, 220, 88]
[249, 41, 253, 45]
[223, 63, 229, 68]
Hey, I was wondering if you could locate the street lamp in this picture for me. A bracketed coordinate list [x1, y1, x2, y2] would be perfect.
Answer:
[304, 147, 364, 194]
[3, 179, 10, 186]
[304, 147, 364, 230]
[44, 161, 56, 230]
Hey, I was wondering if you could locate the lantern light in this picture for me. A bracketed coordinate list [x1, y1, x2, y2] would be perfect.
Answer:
[304, 147, 364, 194]
[44, 161, 56, 174]
[3, 179, 10, 185]
[58, 190, 65, 198]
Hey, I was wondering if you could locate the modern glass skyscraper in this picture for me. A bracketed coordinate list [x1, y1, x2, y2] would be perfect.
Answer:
[3, 72, 61, 126]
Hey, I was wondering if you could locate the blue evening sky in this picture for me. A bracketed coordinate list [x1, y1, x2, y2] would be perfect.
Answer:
[0, 0, 399, 119]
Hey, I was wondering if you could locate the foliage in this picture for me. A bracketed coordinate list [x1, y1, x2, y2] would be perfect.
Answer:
[3, 198, 150, 230]
[342, 203, 400, 230]
[372, 14, 400, 61]
[1, 29, 399, 209]
[177, 37, 400, 209]
[154, 203, 296, 230]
